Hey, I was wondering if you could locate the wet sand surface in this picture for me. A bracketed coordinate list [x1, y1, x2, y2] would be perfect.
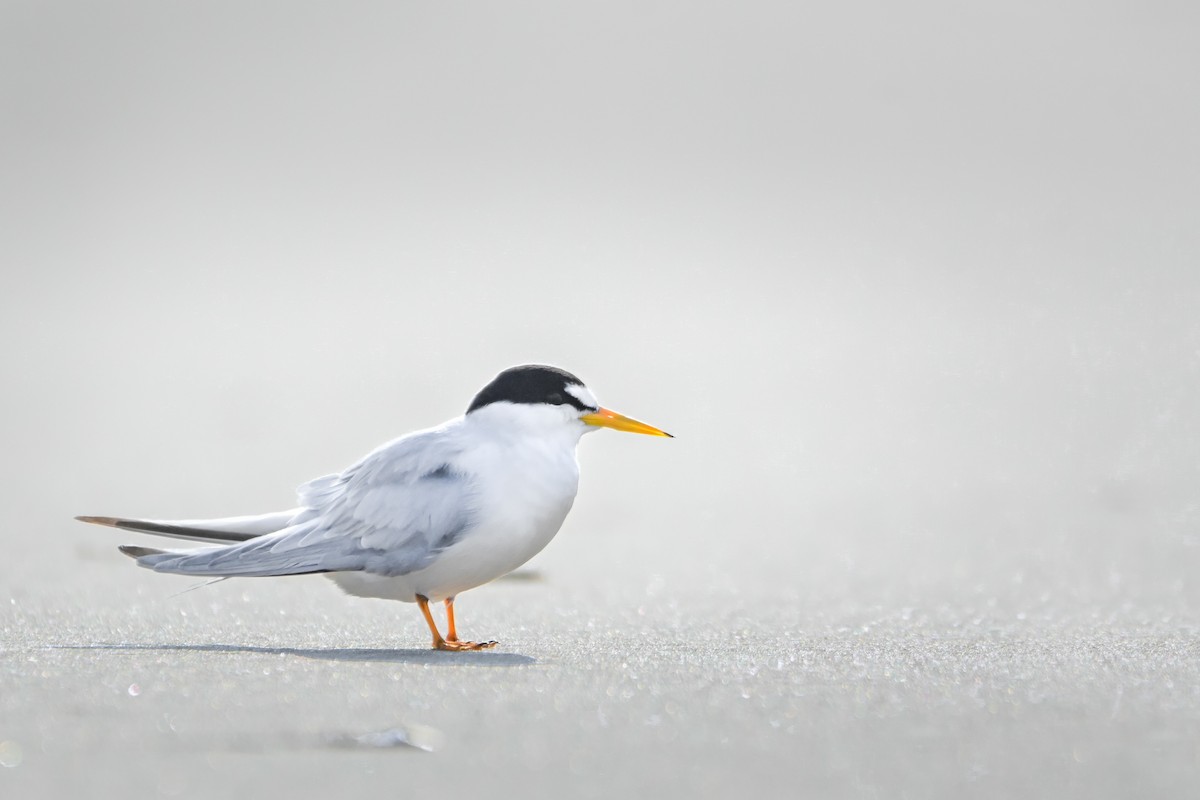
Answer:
[4, 537, 1199, 798]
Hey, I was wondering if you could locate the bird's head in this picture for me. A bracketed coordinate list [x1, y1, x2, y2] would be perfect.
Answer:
[466, 365, 672, 440]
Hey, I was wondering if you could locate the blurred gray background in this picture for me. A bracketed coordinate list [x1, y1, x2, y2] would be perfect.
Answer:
[3, 2, 1199, 798]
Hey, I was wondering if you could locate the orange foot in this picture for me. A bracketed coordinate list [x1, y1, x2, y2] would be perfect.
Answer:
[416, 594, 500, 651]
[436, 638, 499, 651]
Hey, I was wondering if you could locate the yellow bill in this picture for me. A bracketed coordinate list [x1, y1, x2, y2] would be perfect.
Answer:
[581, 407, 673, 437]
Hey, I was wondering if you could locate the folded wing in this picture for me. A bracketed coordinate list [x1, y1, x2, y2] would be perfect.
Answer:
[101, 425, 478, 579]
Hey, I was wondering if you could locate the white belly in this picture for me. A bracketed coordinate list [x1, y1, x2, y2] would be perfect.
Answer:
[327, 439, 579, 603]
[326, 501, 572, 602]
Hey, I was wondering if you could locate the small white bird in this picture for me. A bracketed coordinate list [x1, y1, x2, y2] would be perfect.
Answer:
[77, 365, 671, 650]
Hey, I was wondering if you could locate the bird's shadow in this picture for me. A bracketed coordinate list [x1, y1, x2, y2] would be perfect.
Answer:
[50, 642, 535, 666]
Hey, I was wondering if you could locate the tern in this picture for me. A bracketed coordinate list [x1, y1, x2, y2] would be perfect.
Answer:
[77, 365, 671, 650]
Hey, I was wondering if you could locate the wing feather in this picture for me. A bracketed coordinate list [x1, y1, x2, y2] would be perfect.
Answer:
[129, 423, 478, 578]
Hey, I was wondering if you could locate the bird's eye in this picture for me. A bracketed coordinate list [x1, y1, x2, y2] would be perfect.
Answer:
[547, 393, 563, 404]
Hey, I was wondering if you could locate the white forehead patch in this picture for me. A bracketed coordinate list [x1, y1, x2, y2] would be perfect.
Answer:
[565, 383, 599, 410]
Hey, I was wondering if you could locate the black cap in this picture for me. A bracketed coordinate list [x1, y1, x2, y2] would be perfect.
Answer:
[467, 365, 594, 414]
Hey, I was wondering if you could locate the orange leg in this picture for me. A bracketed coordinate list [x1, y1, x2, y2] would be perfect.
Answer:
[415, 594, 497, 651]
[416, 594, 448, 649]
[444, 597, 460, 642]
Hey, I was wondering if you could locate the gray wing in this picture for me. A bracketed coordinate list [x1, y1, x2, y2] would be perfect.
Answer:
[130, 424, 477, 578]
